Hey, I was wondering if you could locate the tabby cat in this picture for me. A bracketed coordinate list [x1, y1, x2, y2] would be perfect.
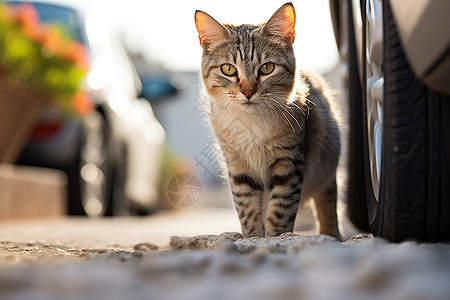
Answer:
[195, 3, 341, 239]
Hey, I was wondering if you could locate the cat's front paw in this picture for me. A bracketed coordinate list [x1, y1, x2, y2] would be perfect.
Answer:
[264, 229, 293, 238]
[319, 227, 342, 242]
[242, 226, 265, 238]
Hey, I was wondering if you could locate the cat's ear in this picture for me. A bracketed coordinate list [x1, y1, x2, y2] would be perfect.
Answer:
[195, 10, 230, 48]
[262, 3, 296, 43]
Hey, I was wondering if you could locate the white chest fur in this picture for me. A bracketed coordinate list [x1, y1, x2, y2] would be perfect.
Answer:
[215, 105, 278, 181]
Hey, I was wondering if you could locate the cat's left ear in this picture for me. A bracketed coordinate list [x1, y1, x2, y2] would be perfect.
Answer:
[263, 3, 296, 43]
[195, 10, 230, 49]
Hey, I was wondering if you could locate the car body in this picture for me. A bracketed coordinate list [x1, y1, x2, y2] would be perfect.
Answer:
[8, 1, 166, 216]
[330, 0, 450, 241]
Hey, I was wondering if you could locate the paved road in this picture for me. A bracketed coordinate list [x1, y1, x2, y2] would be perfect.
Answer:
[0, 205, 321, 250]
[0, 212, 449, 300]
[0, 208, 241, 250]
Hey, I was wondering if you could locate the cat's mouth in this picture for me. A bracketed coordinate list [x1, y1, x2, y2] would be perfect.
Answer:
[232, 98, 260, 108]
[231, 100, 255, 107]
[236, 99, 258, 106]
[237, 101, 259, 110]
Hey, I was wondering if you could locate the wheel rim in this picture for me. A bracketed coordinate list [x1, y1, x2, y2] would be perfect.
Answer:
[80, 112, 108, 216]
[365, 0, 384, 201]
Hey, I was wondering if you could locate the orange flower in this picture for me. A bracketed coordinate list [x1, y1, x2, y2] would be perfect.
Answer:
[39, 25, 64, 56]
[63, 41, 88, 70]
[13, 3, 42, 41]
[70, 91, 94, 115]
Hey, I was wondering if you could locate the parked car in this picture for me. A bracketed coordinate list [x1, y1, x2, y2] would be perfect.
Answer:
[7, 1, 170, 216]
[330, 0, 450, 241]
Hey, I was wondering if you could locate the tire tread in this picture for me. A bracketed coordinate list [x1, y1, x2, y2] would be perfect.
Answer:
[378, 0, 450, 241]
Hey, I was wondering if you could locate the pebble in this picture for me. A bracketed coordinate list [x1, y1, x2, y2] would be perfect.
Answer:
[134, 243, 159, 252]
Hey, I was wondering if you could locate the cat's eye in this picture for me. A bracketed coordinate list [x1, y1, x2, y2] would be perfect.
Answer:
[221, 64, 237, 76]
[259, 62, 275, 75]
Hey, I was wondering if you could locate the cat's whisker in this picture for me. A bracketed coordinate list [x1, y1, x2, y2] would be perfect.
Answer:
[287, 102, 309, 120]
[210, 99, 227, 112]
[213, 100, 230, 114]
[186, 102, 202, 112]
[217, 102, 234, 126]
[280, 104, 303, 131]
[267, 95, 301, 111]
[211, 104, 227, 120]
[264, 102, 279, 123]
[268, 98, 303, 131]
[287, 109, 303, 131]
[214, 106, 230, 125]
[279, 97, 309, 121]
[268, 100, 296, 132]
[265, 92, 308, 113]
[297, 95, 316, 106]
[268, 90, 315, 110]
[212, 99, 233, 125]
[287, 102, 306, 115]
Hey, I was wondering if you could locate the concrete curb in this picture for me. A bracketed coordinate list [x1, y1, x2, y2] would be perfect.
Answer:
[0, 163, 67, 222]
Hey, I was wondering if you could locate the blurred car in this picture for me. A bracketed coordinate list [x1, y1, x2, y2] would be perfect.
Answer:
[330, 0, 450, 241]
[7, 1, 169, 216]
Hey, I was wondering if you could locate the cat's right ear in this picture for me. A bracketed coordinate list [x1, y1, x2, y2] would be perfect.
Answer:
[195, 11, 230, 48]
[262, 3, 296, 44]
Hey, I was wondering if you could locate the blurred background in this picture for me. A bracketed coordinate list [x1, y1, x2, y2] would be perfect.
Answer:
[0, 0, 340, 222]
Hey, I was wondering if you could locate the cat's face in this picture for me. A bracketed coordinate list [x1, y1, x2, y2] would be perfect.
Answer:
[195, 3, 296, 110]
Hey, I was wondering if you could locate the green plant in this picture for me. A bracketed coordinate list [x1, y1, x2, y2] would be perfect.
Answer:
[0, 3, 92, 115]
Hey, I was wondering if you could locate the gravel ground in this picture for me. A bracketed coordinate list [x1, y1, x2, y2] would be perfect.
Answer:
[1, 230, 450, 300]
[1, 206, 449, 300]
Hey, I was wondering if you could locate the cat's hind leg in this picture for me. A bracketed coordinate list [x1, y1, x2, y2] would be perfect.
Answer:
[313, 179, 341, 241]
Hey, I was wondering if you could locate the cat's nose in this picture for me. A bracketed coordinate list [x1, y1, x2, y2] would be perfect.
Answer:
[241, 89, 255, 100]
[240, 80, 257, 100]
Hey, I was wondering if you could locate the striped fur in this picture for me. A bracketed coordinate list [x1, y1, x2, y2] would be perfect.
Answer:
[195, 3, 341, 239]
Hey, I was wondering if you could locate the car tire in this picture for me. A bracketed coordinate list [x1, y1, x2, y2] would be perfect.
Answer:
[338, 0, 371, 232]
[70, 111, 112, 216]
[109, 145, 130, 216]
[67, 126, 84, 215]
[363, 0, 450, 241]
